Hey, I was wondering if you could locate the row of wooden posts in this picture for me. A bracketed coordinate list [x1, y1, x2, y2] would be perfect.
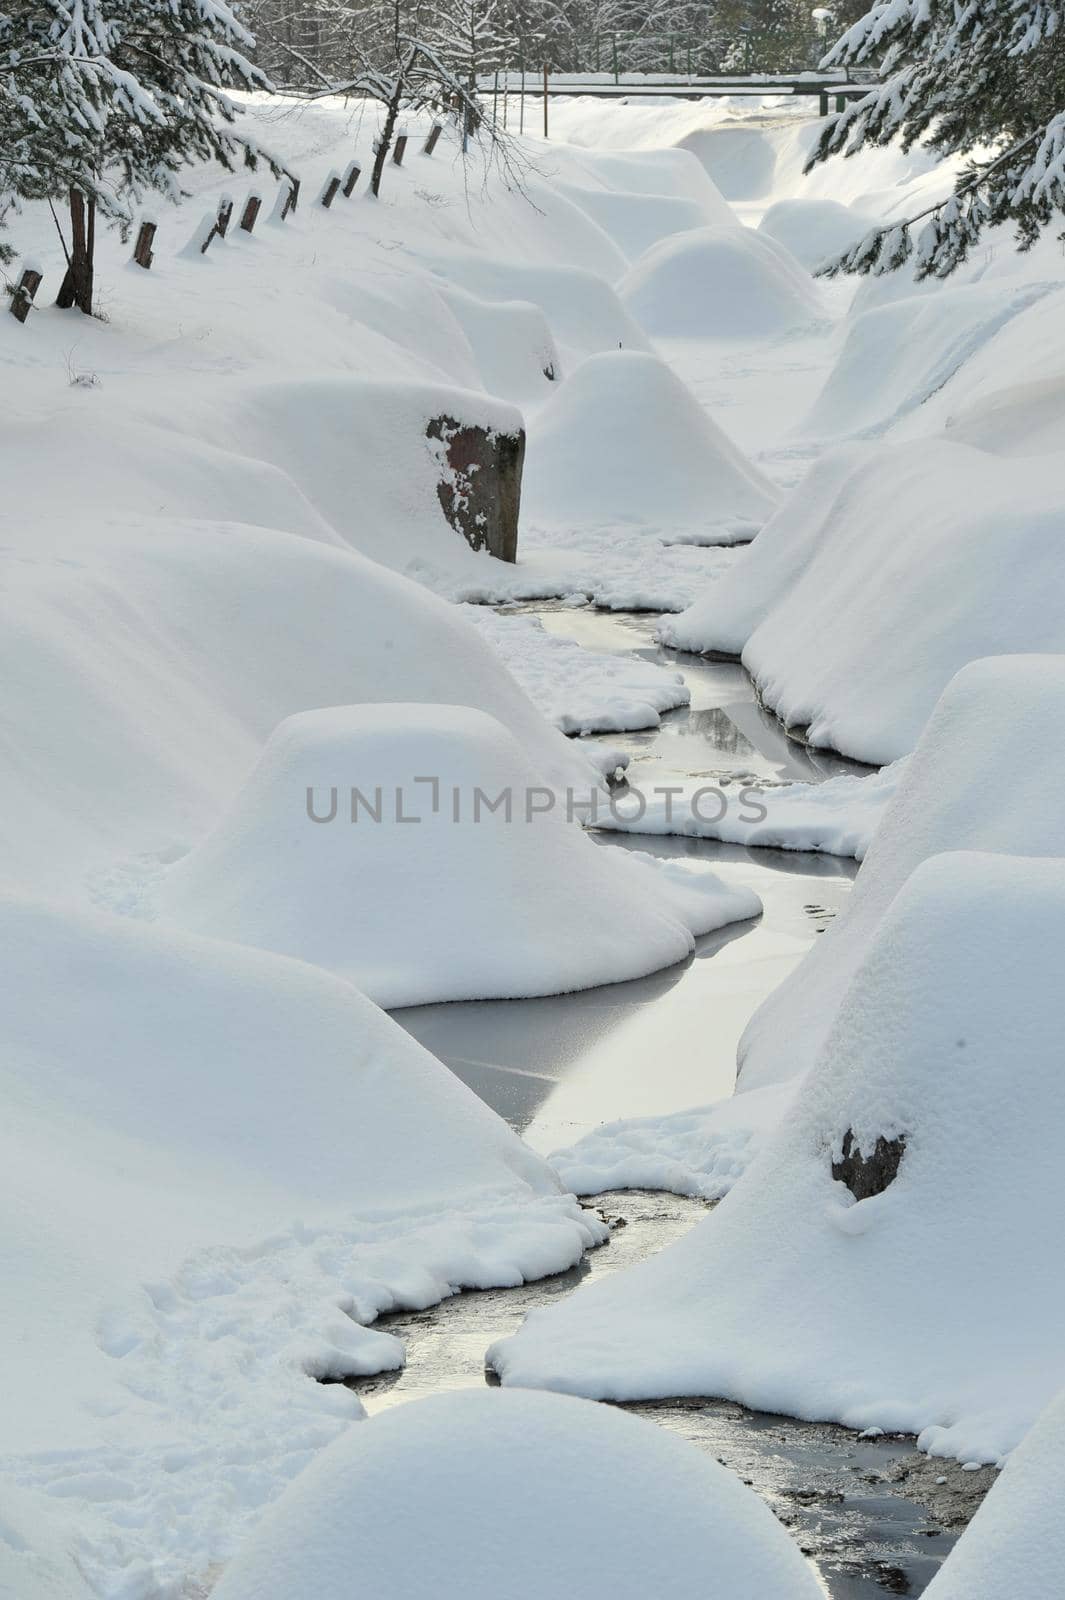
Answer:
[8, 120, 446, 324]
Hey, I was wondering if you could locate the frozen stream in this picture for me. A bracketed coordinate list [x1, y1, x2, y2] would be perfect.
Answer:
[382, 607, 993, 1597]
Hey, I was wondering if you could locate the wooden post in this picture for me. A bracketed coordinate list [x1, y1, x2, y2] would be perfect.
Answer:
[215, 198, 234, 237]
[342, 161, 362, 196]
[836, 92, 846, 113]
[543, 63, 549, 138]
[392, 130, 408, 165]
[819, 89, 829, 115]
[240, 194, 262, 232]
[280, 178, 300, 220]
[8, 268, 43, 323]
[319, 173, 342, 208]
[423, 122, 443, 155]
[132, 221, 156, 269]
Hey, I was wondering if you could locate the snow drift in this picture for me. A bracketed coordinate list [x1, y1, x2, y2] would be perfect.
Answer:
[662, 441, 1065, 764]
[212, 1389, 824, 1600]
[492, 852, 1065, 1465]
[619, 225, 827, 340]
[0, 895, 602, 1597]
[521, 350, 778, 546]
[924, 1384, 1065, 1600]
[156, 703, 761, 1005]
[738, 654, 1065, 1090]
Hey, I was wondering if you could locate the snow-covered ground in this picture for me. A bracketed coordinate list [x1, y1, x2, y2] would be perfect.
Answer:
[5, 75, 1065, 1600]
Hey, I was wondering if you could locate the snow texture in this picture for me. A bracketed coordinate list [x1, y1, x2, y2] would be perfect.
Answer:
[0, 896, 603, 1599]
[493, 852, 1065, 1466]
[212, 1389, 825, 1600]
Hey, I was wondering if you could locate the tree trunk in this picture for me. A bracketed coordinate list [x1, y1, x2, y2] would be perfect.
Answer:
[371, 54, 412, 197]
[55, 189, 95, 315]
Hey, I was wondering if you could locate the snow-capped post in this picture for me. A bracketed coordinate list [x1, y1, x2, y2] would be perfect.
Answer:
[8, 266, 43, 323]
[392, 128, 409, 165]
[132, 221, 156, 268]
[55, 189, 95, 313]
[426, 413, 524, 564]
[423, 122, 443, 155]
[342, 161, 362, 197]
[318, 171, 342, 208]
[280, 178, 300, 219]
[239, 194, 262, 232]
[215, 198, 234, 238]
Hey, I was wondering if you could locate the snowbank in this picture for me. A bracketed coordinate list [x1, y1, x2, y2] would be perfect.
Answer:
[212, 1389, 824, 1600]
[522, 350, 778, 547]
[799, 281, 1054, 441]
[662, 441, 1065, 764]
[0, 517, 602, 901]
[559, 182, 733, 262]
[0, 895, 603, 1595]
[739, 654, 1065, 1090]
[619, 225, 826, 340]
[597, 758, 901, 860]
[924, 1385, 1065, 1600]
[493, 852, 1065, 1465]
[550, 1081, 795, 1201]
[156, 703, 761, 1005]
[758, 196, 876, 272]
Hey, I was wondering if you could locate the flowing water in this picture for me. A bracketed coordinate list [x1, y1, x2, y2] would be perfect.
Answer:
[380, 606, 992, 1596]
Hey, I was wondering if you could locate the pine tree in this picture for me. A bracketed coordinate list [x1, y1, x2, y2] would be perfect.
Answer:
[807, 0, 1065, 277]
[1, 0, 277, 310]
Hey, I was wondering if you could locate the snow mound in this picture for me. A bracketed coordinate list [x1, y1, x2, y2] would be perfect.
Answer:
[560, 182, 733, 262]
[799, 281, 1054, 441]
[661, 441, 1065, 764]
[0, 517, 601, 901]
[156, 703, 761, 1006]
[620, 225, 827, 340]
[924, 1384, 1065, 1600]
[438, 285, 561, 401]
[424, 253, 650, 364]
[758, 197, 876, 272]
[522, 350, 778, 545]
[738, 654, 1065, 1091]
[492, 852, 1065, 1465]
[0, 895, 602, 1592]
[212, 1389, 824, 1600]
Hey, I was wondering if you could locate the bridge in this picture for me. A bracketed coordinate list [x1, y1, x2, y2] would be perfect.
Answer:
[477, 72, 872, 117]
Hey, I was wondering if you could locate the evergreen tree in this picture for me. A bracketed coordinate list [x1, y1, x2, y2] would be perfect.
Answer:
[1, 0, 276, 309]
[807, 0, 1065, 277]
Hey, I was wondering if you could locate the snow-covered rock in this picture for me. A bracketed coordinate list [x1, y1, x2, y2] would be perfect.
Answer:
[924, 1385, 1065, 1600]
[0, 517, 603, 902]
[739, 654, 1065, 1090]
[619, 225, 827, 340]
[662, 442, 1065, 764]
[492, 852, 1065, 1466]
[156, 703, 761, 1005]
[0, 894, 603, 1595]
[212, 1389, 824, 1600]
[522, 350, 778, 548]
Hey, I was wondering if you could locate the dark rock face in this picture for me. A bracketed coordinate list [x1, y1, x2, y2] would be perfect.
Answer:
[832, 1130, 907, 1201]
[426, 415, 524, 564]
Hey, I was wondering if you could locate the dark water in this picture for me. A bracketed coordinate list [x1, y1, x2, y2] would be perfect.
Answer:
[383, 608, 990, 1595]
